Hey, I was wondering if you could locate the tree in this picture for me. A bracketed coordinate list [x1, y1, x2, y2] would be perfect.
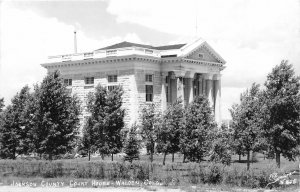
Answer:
[262, 60, 300, 168]
[20, 87, 40, 156]
[87, 85, 125, 161]
[80, 117, 96, 161]
[157, 99, 184, 165]
[180, 95, 216, 163]
[140, 103, 160, 163]
[230, 83, 264, 170]
[0, 98, 4, 112]
[208, 123, 232, 165]
[0, 86, 31, 159]
[105, 86, 125, 160]
[31, 71, 81, 160]
[124, 124, 140, 163]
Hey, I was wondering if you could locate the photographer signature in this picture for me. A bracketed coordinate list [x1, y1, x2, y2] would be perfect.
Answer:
[266, 170, 299, 188]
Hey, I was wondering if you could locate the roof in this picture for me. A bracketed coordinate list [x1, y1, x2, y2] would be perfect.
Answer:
[96, 41, 152, 51]
[153, 44, 186, 50]
[96, 41, 186, 51]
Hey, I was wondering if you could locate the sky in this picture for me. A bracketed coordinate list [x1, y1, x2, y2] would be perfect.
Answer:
[0, 0, 300, 120]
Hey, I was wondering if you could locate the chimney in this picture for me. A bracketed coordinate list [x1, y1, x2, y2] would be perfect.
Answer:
[74, 31, 77, 54]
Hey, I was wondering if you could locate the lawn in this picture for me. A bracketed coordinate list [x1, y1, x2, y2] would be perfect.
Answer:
[69, 152, 299, 172]
[0, 152, 299, 190]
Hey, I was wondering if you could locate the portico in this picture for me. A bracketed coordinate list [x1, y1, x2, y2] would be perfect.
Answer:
[161, 71, 221, 117]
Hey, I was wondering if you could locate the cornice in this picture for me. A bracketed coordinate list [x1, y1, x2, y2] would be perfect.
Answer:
[41, 55, 224, 70]
[182, 58, 223, 67]
[41, 55, 161, 69]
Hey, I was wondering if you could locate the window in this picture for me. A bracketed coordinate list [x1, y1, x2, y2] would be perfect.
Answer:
[108, 85, 117, 92]
[146, 85, 153, 102]
[85, 77, 94, 84]
[108, 75, 117, 83]
[199, 53, 204, 59]
[64, 79, 72, 86]
[145, 74, 153, 82]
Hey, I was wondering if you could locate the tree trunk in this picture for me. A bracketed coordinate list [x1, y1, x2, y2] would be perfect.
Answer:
[252, 151, 255, 163]
[275, 151, 280, 168]
[239, 154, 241, 162]
[111, 153, 113, 161]
[183, 154, 186, 163]
[150, 152, 153, 162]
[172, 153, 175, 162]
[88, 150, 90, 161]
[101, 154, 104, 160]
[247, 150, 250, 170]
[150, 143, 154, 162]
[163, 152, 166, 165]
[49, 153, 53, 161]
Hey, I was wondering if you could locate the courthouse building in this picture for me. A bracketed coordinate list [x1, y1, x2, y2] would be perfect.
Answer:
[41, 38, 226, 128]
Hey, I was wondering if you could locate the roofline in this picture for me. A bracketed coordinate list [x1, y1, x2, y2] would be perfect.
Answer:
[41, 54, 224, 70]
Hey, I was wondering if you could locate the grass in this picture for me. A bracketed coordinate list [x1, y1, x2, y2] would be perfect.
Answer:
[64, 152, 299, 172]
[0, 153, 299, 189]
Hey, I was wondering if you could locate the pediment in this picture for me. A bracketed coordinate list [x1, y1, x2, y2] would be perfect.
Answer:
[179, 39, 226, 64]
[185, 45, 219, 63]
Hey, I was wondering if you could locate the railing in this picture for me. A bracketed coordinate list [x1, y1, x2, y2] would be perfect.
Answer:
[47, 47, 161, 63]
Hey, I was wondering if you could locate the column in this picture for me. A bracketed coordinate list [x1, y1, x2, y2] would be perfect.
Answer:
[204, 74, 214, 108]
[213, 74, 221, 125]
[177, 77, 184, 103]
[197, 74, 203, 96]
[170, 72, 176, 103]
[161, 72, 168, 112]
[167, 72, 171, 104]
[174, 70, 185, 106]
[202, 75, 206, 96]
[185, 71, 195, 103]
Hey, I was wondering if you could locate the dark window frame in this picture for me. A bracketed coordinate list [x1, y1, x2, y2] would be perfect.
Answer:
[145, 74, 153, 82]
[145, 85, 153, 102]
[85, 77, 94, 84]
[64, 79, 72, 86]
[108, 75, 118, 83]
[108, 85, 118, 92]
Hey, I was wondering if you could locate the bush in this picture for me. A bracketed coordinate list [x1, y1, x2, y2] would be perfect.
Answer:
[204, 163, 224, 184]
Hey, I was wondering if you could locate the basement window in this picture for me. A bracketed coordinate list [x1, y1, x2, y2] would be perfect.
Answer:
[108, 85, 117, 92]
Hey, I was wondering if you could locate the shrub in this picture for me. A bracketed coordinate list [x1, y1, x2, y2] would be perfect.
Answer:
[204, 163, 224, 184]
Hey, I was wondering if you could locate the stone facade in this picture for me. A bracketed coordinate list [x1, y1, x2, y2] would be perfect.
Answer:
[41, 39, 226, 130]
